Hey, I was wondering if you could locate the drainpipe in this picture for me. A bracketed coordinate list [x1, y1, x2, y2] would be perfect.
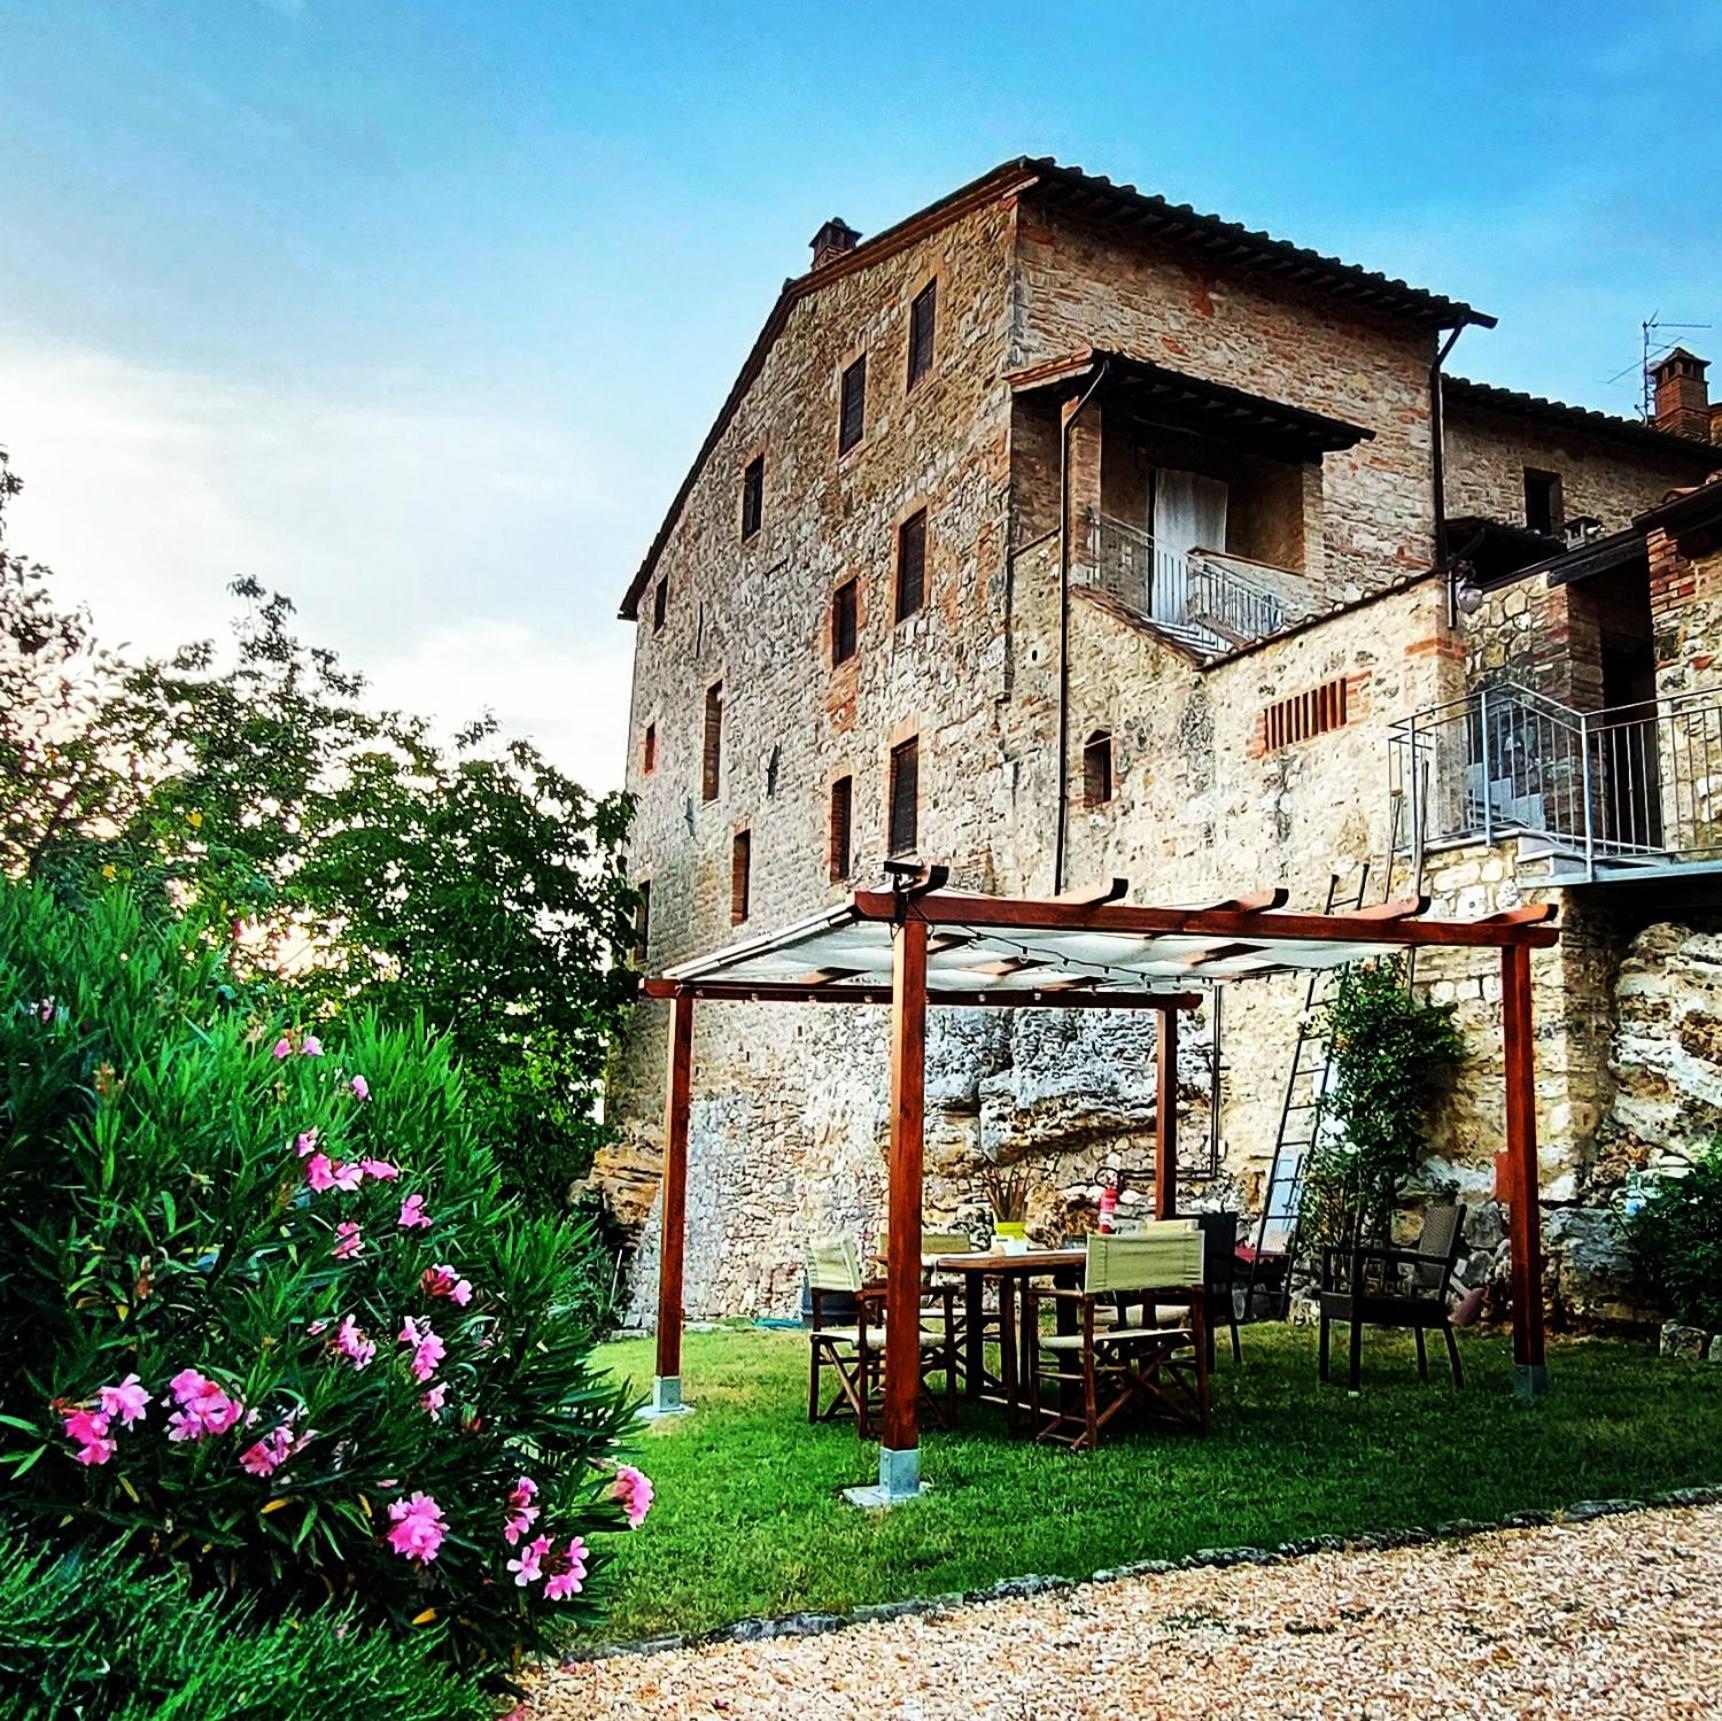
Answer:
[1430, 325, 1466, 627]
[1053, 357, 1110, 894]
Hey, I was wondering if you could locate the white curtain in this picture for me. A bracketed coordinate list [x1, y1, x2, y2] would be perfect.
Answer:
[1152, 468, 1228, 561]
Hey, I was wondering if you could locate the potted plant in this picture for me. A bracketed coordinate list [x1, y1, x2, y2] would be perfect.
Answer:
[981, 1166, 1031, 1254]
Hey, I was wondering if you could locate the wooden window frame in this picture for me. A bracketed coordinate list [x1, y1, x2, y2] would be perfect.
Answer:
[831, 577, 859, 667]
[887, 735, 919, 858]
[1523, 467, 1562, 537]
[1083, 729, 1113, 808]
[828, 774, 854, 882]
[838, 354, 867, 457]
[740, 453, 765, 541]
[895, 508, 927, 623]
[730, 828, 751, 925]
[642, 721, 657, 777]
[906, 278, 937, 389]
[701, 680, 723, 802]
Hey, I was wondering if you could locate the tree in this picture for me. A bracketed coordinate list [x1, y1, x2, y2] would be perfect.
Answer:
[0, 452, 638, 1214]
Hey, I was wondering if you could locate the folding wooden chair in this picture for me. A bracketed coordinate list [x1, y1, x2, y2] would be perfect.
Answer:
[1025, 1224, 1210, 1450]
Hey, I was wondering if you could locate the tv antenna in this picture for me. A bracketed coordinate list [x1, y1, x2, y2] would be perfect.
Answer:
[1611, 313, 1712, 420]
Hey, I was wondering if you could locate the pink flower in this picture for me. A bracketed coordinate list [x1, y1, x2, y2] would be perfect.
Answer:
[508, 1475, 538, 1508]
[350, 1074, 370, 1102]
[294, 1129, 320, 1158]
[421, 1263, 472, 1305]
[398, 1193, 431, 1230]
[164, 1370, 242, 1441]
[333, 1221, 363, 1262]
[330, 1160, 364, 1193]
[543, 1537, 589, 1601]
[335, 1314, 377, 1370]
[612, 1463, 654, 1529]
[385, 1491, 448, 1564]
[420, 1382, 449, 1419]
[238, 1421, 300, 1478]
[97, 1374, 151, 1429]
[305, 1153, 338, 1193]
[506, 1534, 549, 1587]
[359, 1156, 399, 1182]
[399, 1316, 445, 1384]
[63, 1407, 115, 1466]
[272, 1036, 293, 1060]
[300, 1035, 323, 1057]
[502, 1475, 540, 1545]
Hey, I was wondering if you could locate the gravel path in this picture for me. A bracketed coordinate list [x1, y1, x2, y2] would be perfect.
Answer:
[530, 1504, 1722, 1719]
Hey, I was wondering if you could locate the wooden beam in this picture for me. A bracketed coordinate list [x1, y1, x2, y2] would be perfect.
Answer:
[1501, 943, 1549, 1395]
[1192, 888, 1289, 913]
[1350, 895, 1433, 921]
[1053, 876, 1129, 905]
[643, 980, 1203, 1010]
[1479, 903, 1559, 926]
[882, 917, 928, 1463]
[654, 991, 694, 1393]
[850, 891, 1559, 948]
[1155, 1006, 1178, 1221]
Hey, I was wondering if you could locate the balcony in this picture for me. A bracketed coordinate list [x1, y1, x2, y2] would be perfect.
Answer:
[1390, 682, 1722, 882]
[1084, 511, 1319, 660]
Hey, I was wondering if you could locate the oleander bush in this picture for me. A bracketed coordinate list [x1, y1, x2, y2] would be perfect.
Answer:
[0, 1528, 489, 1721]
[0, 882, 649, 1684]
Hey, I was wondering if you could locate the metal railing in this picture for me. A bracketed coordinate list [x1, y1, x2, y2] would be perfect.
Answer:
[1087, 512, 1302, 652]
[1390, 681, 1722, 876]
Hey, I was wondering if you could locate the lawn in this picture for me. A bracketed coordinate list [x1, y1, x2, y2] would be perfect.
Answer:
[588, 1322, 1722, 1645]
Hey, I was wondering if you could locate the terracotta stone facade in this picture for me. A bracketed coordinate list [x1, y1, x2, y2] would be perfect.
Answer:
[600, 160, 1722, 1326]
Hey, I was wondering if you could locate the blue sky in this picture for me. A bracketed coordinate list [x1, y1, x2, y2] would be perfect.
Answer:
[3, 1, 1717, 789]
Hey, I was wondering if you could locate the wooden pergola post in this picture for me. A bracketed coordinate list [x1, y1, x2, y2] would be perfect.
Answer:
[649, 990, 695, 1417]
[879, 915, 928, 1500]
[1155, 1005, 1178, 1220]
[1501, 943, 1549, 1397]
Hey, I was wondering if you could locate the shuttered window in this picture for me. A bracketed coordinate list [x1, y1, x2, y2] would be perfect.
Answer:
[895, 510, 926, 621]
[888, 737, 919, 857]
[838, 356, 866, 454]
[741, 454, 764, 540]
[730, 829, 751, 924]
[831, 578, 858, 665]
[907, 280, 936, 386]
[829, 775, 853, 881]
[702, 681, 723, 801]
[1262, 677, 1349, 753]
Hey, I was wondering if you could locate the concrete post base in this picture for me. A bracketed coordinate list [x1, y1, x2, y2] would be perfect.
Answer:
[1513, 1363, 1551, 1400]
[638, 1374, 695, 1421]
[842, 1445, 923, 1508]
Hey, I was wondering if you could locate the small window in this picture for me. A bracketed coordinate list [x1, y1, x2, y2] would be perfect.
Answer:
[907, 280, 936, 387]
[741, 454, 764, 540]
[831, 578, 859, 666]
[730, 829, 751, 924]
[1083, 730, 1113, 807]
[642, 722, 657, 777]
[632, 880, 650, 966]
[895, 510, 927, 621]
[1524, 468, 1562, 537]
[1262, 677, 1349, 753]
[888, 736, 919, 857]
[829, 775, 853, 882]
[652, 578, 668, 633]
[702, 681, 723, 801]
[838, 355, 867, 455]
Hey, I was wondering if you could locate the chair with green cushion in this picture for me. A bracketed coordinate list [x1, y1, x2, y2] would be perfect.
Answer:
[1024, 1222, 1211, 1449]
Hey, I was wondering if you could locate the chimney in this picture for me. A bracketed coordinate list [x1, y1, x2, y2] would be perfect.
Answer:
[1650, 346, 1712, 441]
[809, 218, 860, 272]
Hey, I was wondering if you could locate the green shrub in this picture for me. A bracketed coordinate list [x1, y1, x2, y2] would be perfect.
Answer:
[1626, 1140, 1722, 1332]
[0, 1528, 488, 1721]
[0, 883, 647, 1681]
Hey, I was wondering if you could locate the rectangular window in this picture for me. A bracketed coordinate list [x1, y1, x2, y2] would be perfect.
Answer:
[838, 355, 867, 455]
[632, 879, 650, 966]
[642, 722, 657, 776]
[741, 454, 764, 540]
[730, 829, 751, 924]
[1524, 468, 1561, 537]
[702, 681, 723, 801]
[828, 775, 853, 882]
[831, 578, 858, 665]
[652, 578, 668, 633]
[888, 736, 919, 857]
[907, 280, 936, 386]
[1083, 730, 1113, 807]
[1262, 677, 1349, 753]
[895, 510, 927, 621]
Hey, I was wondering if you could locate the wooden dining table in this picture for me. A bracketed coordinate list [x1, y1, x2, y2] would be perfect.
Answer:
[930, 1248, 1086, 1431]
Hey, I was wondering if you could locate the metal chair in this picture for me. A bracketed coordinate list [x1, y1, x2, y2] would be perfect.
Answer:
[1318, 1203, 1469, 1390]
[1025, 1223, 1210, 1450]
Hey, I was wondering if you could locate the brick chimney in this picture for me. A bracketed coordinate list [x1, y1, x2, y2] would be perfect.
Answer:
[1651, 346, 1712, 441]
[809, 218, 860, 272]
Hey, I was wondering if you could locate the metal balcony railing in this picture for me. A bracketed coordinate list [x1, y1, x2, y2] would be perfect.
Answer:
[1086, 512, 1308, 654]
[1390, 681, 1722, 877]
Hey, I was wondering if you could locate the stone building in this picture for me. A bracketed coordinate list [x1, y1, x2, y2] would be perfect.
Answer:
[597, 157, 1722, 1325]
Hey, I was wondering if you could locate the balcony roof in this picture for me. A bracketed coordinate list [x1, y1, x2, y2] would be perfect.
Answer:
[1010, 349, 1375, 464]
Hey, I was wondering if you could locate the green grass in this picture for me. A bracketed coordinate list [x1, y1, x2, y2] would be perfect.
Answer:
[592, 1323, 1722, 1645]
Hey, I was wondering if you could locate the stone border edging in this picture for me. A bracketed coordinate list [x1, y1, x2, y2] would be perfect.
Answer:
[565, 1483, 1722, 1667]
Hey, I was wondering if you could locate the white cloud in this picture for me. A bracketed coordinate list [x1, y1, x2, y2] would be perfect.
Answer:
[0, 340, 635, 791]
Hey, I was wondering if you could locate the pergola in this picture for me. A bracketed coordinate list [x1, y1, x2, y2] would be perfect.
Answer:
[640, 874, 1559, 1503]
